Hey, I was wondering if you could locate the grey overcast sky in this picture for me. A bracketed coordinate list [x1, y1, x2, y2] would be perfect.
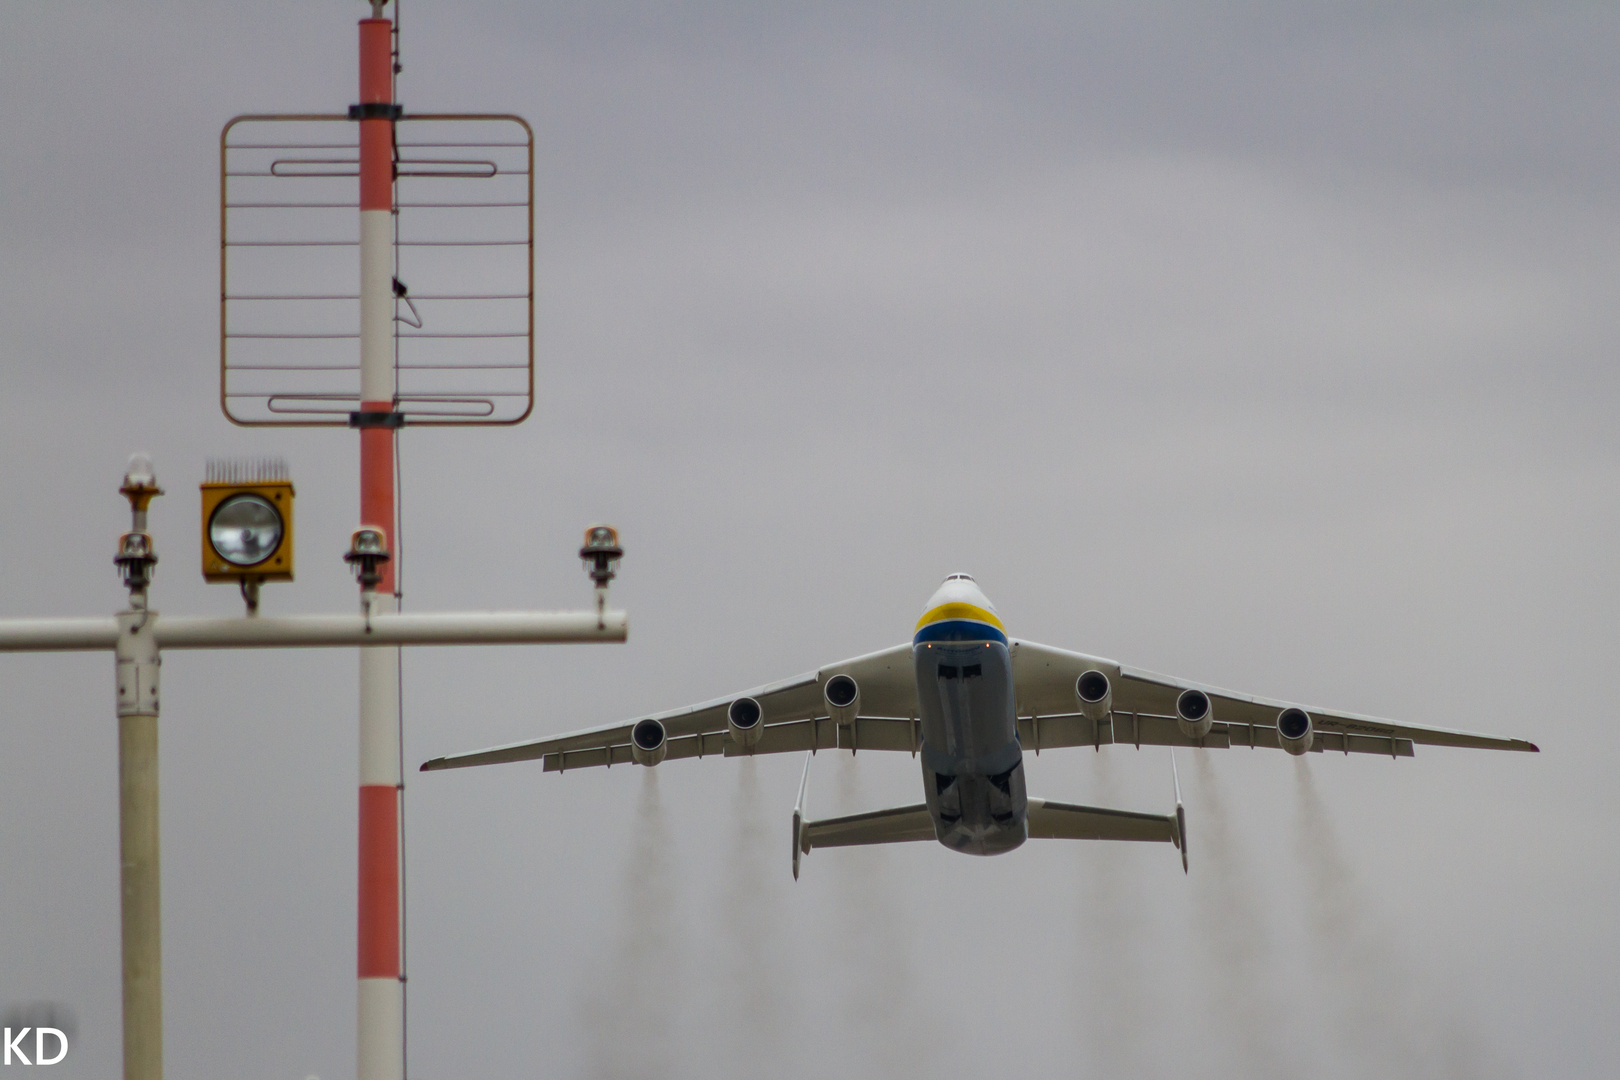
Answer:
[2, 3, 1617, 1078]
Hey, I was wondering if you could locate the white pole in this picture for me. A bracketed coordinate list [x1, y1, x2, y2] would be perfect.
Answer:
[115, 608, 162, 1080]
[112, 456, 164, 1080]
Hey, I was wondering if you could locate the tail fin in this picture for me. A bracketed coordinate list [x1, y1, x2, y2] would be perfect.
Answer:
[791, 752, 810, 880]
[1171, 748, 1188, 873]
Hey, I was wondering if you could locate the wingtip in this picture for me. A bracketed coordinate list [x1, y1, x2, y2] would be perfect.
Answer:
[420, 758, 443, 772]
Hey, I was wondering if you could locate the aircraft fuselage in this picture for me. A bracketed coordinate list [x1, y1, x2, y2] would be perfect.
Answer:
[913, 575, 1027, 855]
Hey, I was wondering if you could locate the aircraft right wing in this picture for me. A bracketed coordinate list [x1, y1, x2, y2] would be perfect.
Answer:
[420, 642, 922, 774]
[1010, 639, 1538, 757]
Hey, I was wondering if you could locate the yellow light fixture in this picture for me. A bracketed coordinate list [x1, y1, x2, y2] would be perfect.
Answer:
[200, 459, 295, 584]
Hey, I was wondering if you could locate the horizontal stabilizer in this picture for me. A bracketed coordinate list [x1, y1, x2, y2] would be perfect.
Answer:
[802, 804, 938, 851]
[790, 796, 1189, 879]
[1025, 797, 1183, 855]
[791, 750, 935, 880]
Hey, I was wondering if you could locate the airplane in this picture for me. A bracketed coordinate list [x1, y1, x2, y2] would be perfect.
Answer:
[421, 574, 1538, 878]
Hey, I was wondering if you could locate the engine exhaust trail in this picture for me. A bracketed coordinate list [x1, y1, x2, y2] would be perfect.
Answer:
[1293, 760, 1497, 1080]
[583, 770, 678, 1080]
[1073, 752, 1155, 1077]
[1190, 751, 1296, 1080]
[720, 759, 784, 1066]
[825, 751, 940, 1077]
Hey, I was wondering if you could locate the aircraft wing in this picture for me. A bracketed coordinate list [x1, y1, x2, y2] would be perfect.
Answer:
[422, 634, 1536, 774]
[1009, 639, 1539, 758]
[420, 643, 920, 773]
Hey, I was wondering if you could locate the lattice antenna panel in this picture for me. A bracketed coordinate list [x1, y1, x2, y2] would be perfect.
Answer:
[221, 114, 533, 425]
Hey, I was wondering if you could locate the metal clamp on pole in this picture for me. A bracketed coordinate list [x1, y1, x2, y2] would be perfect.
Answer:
[348, 102, 404, 121]
[349, 410, 406, 429]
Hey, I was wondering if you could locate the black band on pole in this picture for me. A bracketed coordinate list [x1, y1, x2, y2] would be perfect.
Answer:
[348, 103, 404, 120]
[350, 411, 406, 429]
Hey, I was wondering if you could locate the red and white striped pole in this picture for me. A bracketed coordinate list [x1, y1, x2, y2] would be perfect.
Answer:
[356, 9, 402, 1080]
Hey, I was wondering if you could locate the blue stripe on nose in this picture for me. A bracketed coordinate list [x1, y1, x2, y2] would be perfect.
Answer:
[914, 619, 1008, 645]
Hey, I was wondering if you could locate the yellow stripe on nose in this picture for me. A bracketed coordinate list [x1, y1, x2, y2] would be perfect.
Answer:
[915, 602, 1006, 633]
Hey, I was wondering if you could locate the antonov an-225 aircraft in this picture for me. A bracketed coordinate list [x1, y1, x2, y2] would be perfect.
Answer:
[422, 575, 1537, 877]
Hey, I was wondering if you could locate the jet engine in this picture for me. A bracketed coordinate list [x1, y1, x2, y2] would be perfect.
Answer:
[824, 674, 860, 727]
[1075, 669, 1112, 723]
[728, 696, 764, 748]
[1277, 707, 1314, 755]
[1176, 688, 1213, 739]
[630, 717, 668, 766]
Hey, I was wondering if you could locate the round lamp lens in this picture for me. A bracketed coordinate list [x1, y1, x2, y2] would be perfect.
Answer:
[210, 494, 283, 566]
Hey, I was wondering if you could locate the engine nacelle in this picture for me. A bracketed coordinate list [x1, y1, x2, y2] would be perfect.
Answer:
[1277, 707, 1314, 755]
[1176, 688, 1213, 739]
[1075, 669, 1112, 723]
[824, 674, 860, 727]
[727, 696, 764, 748]
[630, 717, 668, 766]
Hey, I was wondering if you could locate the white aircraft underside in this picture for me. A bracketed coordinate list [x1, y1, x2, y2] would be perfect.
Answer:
[422, 575, 1538, 878]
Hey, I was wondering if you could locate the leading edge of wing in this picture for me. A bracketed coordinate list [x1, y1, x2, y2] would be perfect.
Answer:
[1013, 639, 1537, 754]
[418, 672, 815, 772]
[420, 719, 639, 771]
[1117, 660, 1540, 753]
[420, 642, 916, 772]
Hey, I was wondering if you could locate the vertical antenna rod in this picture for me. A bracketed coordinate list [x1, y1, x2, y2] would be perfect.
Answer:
[355, 6, 403, 1080]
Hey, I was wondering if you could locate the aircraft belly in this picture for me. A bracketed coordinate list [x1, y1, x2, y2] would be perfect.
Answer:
[913, 639, 1027, 854]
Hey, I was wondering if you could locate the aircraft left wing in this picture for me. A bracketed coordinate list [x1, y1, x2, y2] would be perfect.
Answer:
[420, 643, 920, 773]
